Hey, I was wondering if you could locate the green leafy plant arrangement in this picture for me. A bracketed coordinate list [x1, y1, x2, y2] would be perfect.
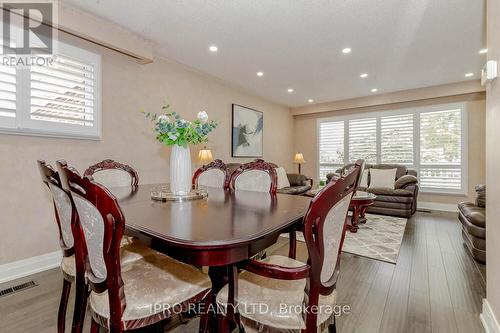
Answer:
[143, 103, 218, 147]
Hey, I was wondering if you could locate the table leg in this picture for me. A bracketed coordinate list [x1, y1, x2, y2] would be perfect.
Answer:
[359, 206, 368, 224]
[348, 205, 361, 233]
[207, 266, 239, 333]
[208, 266, 226, 332]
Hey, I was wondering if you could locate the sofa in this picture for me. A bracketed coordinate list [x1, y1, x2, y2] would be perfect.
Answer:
[458, 185, 486, 263]
[227, 162, 312, 195]
[327, 163, 419, 218]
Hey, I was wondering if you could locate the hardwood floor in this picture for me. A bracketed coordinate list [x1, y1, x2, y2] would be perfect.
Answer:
[0, 211, 486, 332]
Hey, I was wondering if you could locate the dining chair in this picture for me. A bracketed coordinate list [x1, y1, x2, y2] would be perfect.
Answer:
[57, 161, 212, 333]
[84, 159, 139, 189]
[39, 161, 158, 333]
[229, 159, 277, 193]
[38, 160, 86, 333]
[216, 160, 363, 333]
[192, 159, 229, 189]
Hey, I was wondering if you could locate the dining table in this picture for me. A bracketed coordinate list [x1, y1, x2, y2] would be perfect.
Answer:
[111, 183, 312, 331]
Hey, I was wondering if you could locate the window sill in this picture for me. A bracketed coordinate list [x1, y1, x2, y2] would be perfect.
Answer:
[419, 190, 467, 197]
[0, 128, 101, 141]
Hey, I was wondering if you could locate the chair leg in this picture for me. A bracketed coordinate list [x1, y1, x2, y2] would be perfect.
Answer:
[198, 294, 211, 333]
[328, 315, 337, 333]
[58, 278, 72, 333]
[71, 279, 88, 333]
[90, 317, 99, 333]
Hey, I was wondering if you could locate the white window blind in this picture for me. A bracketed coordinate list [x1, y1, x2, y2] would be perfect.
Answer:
[317, 104, 466, 193]
[381, 114, 414, 164]
[0, 41, 101, 139]
[30, 55, 96, 127]
[319, 121, 344, 179]
[420, 109, 462, 190]
[348, 118, 377, 163]
[0, 65, 17, 125]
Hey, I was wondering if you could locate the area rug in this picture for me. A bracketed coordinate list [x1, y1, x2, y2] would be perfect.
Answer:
[281, 213, 407, 264]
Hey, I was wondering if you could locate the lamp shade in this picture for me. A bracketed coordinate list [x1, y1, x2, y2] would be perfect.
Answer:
[294, 153, 306, 164]
[198, 147, 214, 164]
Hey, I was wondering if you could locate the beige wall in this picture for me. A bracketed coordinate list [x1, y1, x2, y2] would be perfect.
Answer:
[0, 32, 294, 265]
[293, 94, 486, 206]
[486, 0, 500, 323]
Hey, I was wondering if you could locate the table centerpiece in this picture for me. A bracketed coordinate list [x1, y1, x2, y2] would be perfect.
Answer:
[144, 103, 218, 196]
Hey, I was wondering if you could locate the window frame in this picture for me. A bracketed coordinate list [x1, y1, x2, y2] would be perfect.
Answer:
[316, 102, 468, 195]
[0, 41, 102, 140]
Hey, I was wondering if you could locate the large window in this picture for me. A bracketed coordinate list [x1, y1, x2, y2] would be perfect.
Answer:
[318, 104, 466, 193]
[0, 42, 101, 139]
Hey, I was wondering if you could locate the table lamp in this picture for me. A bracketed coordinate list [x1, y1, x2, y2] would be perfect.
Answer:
[293, 153, 306, 174]
[198, 146, 214, 165]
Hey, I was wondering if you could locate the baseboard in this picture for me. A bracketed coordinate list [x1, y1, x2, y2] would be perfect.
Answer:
[418, 201, 458, 213]
[481, 299, 500, 333]
[0, 251, 62, 284]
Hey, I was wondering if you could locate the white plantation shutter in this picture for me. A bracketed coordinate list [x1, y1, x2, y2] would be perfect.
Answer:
[317, 103, 466, 193]
[0, 65, 17, 127]
[0, 41, 101, 139]
[319, 121, 344, 179]
[381, 114, 414, 164]
[30, 55, 95, 128]
[420, 109, 462, 191]
[348, 118, 377, 163]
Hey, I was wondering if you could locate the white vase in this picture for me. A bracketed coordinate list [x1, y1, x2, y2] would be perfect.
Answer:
[170, 145, 192, 195]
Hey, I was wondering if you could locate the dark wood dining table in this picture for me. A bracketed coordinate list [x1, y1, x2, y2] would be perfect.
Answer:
[111, 184, 311, 330]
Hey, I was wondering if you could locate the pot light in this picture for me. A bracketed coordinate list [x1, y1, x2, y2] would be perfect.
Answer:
[360, 73, 368, 78]
[209, 45, 218, 52]
[256, 71, 264, 77]
[308, 99, 314, 103]
[479, 48, 488, 54]
[342, 47, 352, 54]
[371, 88, 378, 93]
[465, 72, 474, 77]
[287, 88, 294, 93]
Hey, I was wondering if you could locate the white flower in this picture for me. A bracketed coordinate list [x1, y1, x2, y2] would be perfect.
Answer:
[197, 111, 209, 123]
[158, 114, 169, 122]
[169, 134, 178, 140]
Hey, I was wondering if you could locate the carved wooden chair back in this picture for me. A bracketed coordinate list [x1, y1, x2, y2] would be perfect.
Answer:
[58, 160, 127, 328]
[302, 160, 362, 329]
[192, 159, 229, 189]
[84, 159, 139, 189]
[37, 160, 75, 255]
[229, 159, 278, 193]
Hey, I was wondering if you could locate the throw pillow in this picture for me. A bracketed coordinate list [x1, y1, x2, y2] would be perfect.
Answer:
[274, 167, 291, 189]
[369, 168, 397, 189]
[359, 169, 369, 188]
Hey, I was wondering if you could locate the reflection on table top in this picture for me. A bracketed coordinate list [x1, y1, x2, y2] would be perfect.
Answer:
[111, 184, 311, 249]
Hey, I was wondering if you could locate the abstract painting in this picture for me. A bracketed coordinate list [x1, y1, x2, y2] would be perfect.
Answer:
[232, 104, 263, 157]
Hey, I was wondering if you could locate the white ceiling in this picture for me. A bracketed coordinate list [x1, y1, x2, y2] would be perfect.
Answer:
[65, 0, 486, 107]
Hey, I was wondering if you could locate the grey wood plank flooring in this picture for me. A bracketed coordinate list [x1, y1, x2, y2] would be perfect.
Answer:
[0, 212, 485, 332]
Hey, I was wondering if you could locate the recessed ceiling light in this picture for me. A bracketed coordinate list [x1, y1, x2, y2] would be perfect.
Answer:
[371, 88, 378, 93]
[479, 48, 488, 54]
[465, 72, 474, 77]
[256, 71, 264, 77]
[287, 88, 294, 93]
[342, 47, 352, 54]
[360, 73, 368, 78]
[308, 99, 314, 103]
[209, 45, 218, 52]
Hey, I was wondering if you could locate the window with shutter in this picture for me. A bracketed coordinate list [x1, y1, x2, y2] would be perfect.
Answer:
[381, 114, 414, 165]
[420, 109, 462, 191]
[318, 121, 344, 180]
[317, 103, 466, 193]
[0, 65, 17, 127]
[0, 41, 101, 139]
[348, 118, 377, 163]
